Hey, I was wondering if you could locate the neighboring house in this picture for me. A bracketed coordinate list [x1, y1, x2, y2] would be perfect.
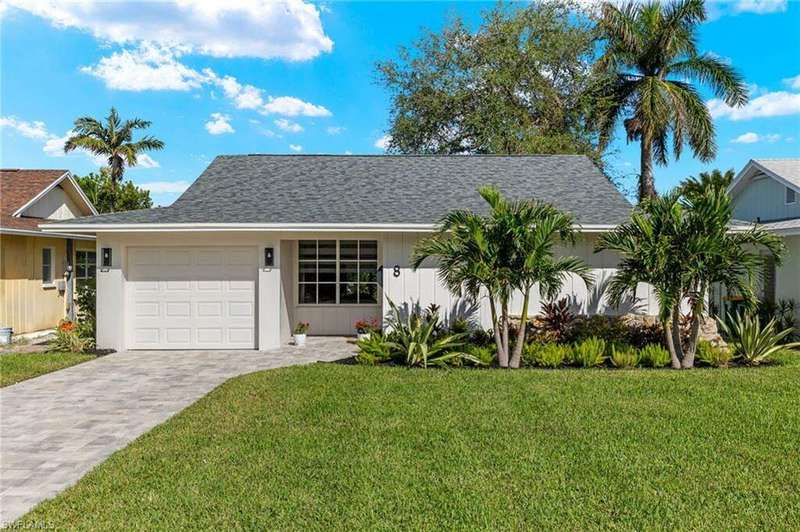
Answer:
[727, 158, 800, 319]
[1, 169, 98, 334]
[43, 155, 658, 352]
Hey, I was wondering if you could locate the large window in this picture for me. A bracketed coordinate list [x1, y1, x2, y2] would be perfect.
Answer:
[76, 250, 96, 286]
[298, 240, 378, 305]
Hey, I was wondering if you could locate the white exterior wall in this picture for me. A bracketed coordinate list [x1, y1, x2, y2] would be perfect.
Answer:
[22, 186, 83, 221]
[776, 235, 800, 321]
[732, 173, 800, 222]
[94, 230, 659, 352]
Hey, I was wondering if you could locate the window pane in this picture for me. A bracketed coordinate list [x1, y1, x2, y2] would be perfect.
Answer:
[340, 240, 358, 260]
[42, 249, 52, 282]
[299, 261, 317, 282]
[87, 252, 96, 265]
[318, 240, 336, 260]
[339, 261, 358, 282]
[88, 266, 96, 278]
[299, 241, 317, 260]
[299, 283, 316, 304]
[359, 262, 378, 283]
[359, 240, 377, 260]
[359, 283, 378, 304]
[318, 283, 336, 304]
[318, 262, 336, 283]
[340, 283, 358, 303]
[76, 264, 87, 278]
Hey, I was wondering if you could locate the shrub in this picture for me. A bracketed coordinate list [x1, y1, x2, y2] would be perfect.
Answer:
[695, 341, 732, 368]
[465, 344, 496, 367]
[567, 315, 629, 344]
[639, 344, 670, 368]
[355, 332, 392, 365]
[76, 279, 97, 336]
[757, 299, 797, 342]
[470, 327, 495, 347]
[719, 313, 800, 366]
[610, 344, 639, 368]
[572, 337, 606, 367]
[524, 343, 568, 368]
[51, 321, 93, 353]
[449, 318, 471, 335]
[627, 321, 665, 349]
[354, 319, 380, 335]
[537, 298, 575, 342]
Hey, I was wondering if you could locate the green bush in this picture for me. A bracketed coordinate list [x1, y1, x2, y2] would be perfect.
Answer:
[610, 344, 639, 368]
[355, 332, 392, 365]
[465, 344, 496, 367]
[524, 343, 568, 368]
[639, 344, 670, 368]
[76, 279, 97, 336]
[567, 315, 629, 344]
[50, 325, 93, 354]
[719, 313, 800, 366]
[695, 341, 732, 368]
[571, 337, 606, 367]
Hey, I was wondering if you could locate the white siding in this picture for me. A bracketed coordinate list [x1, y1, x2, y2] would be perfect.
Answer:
[21, 185, 82, 220]
[776, 235, 800, 322]
[732, 173, 800, 222]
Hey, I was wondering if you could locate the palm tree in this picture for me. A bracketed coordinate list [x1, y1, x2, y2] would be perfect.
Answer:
[593, 0, 748, 201]
[482, 186, 593, 369]
[64, 108, 164, 211]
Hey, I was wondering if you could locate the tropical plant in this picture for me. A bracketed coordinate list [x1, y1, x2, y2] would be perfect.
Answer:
[523, 343, 569, 368]
[537, 298, 576, 343]
[354, 319, 380, 335]
[51, 321, 94, 353]
[355, 332, 393, 365]
[384, 300, 475, 368]
[75, 168, 153, 213]
[639, 344, 670, 368]
[695, 341, 732, 368]
[597, 171, 784, 369]
[718, 313, 800, 366]
[75, 279, 96, 337]
[572, 337, 606, 367]
[610, 344, 640, 368]
[592, 0, 748, 201]
[465, 344, 497, 367]
[757, 299, 797, 342]
[64, 108, 164, 211]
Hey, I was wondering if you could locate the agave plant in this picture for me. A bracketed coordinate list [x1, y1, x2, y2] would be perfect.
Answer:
[718, 313, 800, 366]
[384, 300, 476, 368]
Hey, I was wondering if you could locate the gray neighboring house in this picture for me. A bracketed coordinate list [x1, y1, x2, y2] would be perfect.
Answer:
[42, 154, 658, 352]
[726, 158, 800, 319]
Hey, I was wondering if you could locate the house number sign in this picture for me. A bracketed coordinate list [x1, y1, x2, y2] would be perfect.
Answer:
[393, 265, 401, 278]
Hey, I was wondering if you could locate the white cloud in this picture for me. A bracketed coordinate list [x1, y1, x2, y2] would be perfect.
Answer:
[81, 43, 205, 91]
[730, 0, 786, 14]
[731, 132, 782, 144]
[0, 116, 49, 139]
[731, 132, 760, 144]
[289, 144, 303, 152]
[262, 96, 331, 117]
[344, 150, 352, 155]
[274, 118, 303, 133]
[41, 130, 71, 157]
[205, 113, 235, 135]
[326, 126, 344, 135]
[139, 180, 191, 194]
[6, 0, 333, 61]
[783, 75, 800, 90]
[136, 153, 160, 168]
[374, 135, 391, 150]
[708, 91, 800, 121]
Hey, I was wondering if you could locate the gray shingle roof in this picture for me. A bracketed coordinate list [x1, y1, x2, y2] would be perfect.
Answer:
[56, 155, 632, 226]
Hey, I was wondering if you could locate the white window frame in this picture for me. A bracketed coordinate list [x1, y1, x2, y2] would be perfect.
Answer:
[41, 247, 55, 287]
[786, 186, 797, 205]
[75, 250, 97, 281]
[296, 239, 379, 306]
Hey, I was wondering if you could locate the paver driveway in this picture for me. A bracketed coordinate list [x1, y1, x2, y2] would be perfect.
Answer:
[0, 338, 356, 525]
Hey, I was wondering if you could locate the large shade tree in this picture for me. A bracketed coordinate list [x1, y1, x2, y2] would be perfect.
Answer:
[592, 0, 748, 201]
[64, 108, 164, 211]
[377, 1, 605, 164]
[76, 168, 153, 214]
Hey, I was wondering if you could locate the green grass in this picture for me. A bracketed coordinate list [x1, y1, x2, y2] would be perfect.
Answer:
[0, 351, 95, 387]
[21, 356, 800, 530]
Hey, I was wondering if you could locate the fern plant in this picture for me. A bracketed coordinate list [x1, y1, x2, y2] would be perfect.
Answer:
[572, 337, 606, 367]
[719, 314, 800, 366]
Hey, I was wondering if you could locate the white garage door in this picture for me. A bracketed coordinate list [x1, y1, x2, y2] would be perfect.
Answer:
[126, 246, 258, 349]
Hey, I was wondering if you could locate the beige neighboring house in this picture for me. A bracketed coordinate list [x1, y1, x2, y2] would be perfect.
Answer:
[727, 159, 800, 319]
[0, 169, 97, 335]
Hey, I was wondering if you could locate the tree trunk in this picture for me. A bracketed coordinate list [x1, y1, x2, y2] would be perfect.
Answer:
[639, 130, 656, 202]
[489, 295, 508, 368]
[501, 296, 510, 368]
[509, 286, 531, 369]
[110, 158, 123, 213]
[682, 282, 707, 369]
[664, 318, 681, 369]
[670, 305, 685, 369]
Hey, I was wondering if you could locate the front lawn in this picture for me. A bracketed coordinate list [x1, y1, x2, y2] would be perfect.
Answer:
[21, 359, 800, 530]
[0, 352, 95, 387]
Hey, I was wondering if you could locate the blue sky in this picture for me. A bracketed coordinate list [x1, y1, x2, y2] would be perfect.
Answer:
[1, 1, 799, 205]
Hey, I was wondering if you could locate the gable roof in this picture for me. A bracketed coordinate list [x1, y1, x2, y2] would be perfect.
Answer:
[1, 169, 97, 234]
[43, 155, 632, 231]
[729, 159, 800, 197]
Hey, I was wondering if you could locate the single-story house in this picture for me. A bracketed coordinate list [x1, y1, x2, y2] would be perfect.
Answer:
[1, 169, 97, 335]
[42, 155, 659, 351]
[725, 158, 800, 320]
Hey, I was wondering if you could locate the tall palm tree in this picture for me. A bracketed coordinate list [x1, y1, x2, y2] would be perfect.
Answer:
[64, 108, 164, 211]
[593, 0, 748, 201]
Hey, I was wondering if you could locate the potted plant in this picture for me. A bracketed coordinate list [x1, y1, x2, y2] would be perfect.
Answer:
[354, 318, 379, 340]
[293, 322, 310, 346]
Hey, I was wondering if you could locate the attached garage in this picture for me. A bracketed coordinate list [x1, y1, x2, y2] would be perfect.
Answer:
[126, 246, 258, 349]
